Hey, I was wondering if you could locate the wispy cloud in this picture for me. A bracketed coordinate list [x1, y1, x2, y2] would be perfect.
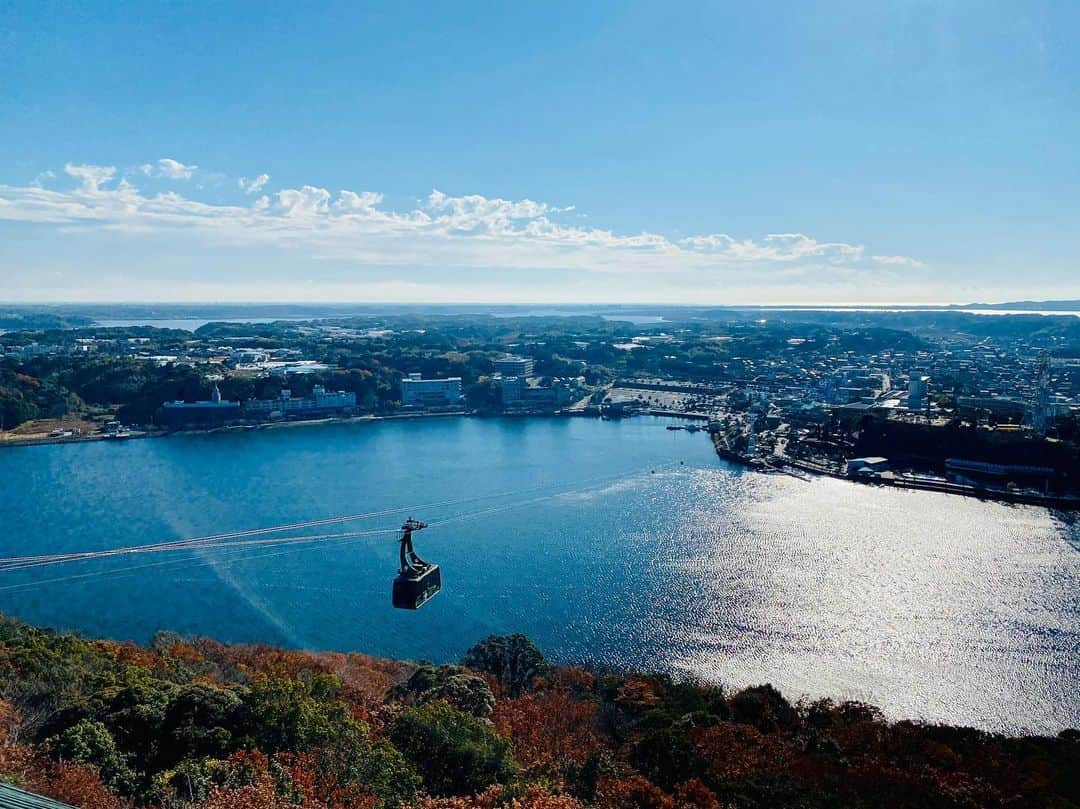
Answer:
[29, 169, 55, 188]
[0, 160, 924, 279]
[238, 173, 270, 194]
[140, 157, 198, 180]
[679, 233, 865, 263]
[871, 254, 926, 268]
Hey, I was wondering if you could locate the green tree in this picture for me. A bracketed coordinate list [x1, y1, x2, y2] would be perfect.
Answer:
[629, 726, 705, 790]
[242, 673, 367, 753]
[461, 634, 547, 697]
[158, 683, 245, 766]
[389, 699, 517, 796]
[729, 684, 797, 734]
[315, 739, 421, 809]
[38, 673, 180, 775]
[392, 664, 496, 717]
[45, 719, 136, 795]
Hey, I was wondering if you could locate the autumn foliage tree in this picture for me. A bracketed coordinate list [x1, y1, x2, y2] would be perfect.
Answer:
[0, 615, 1078, 809]
[491, 689, 603, 780]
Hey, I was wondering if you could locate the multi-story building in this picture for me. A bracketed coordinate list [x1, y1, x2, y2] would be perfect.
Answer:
[908, 375, 929, 410]
[826, 367, 891, 404]
[401, 373, 463, 408]
[494, 355, 534, 378]
[243, 385, 356, 418]
[161, 383, 241, 428]
[498, 374, 574, 412]
[230, 348, 271, 366]
[499, 374, 524, 404]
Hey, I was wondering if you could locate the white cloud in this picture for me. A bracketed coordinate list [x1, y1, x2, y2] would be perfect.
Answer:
[140, 158, 198, 180]
[0, 161, 924, 281]
[30, 169, 56, 188]
[680, 232, 865, 263]
[333, 189, 383, 212]
[64, 163, 117, 193]
[270, 185, 330, 216]
[872, 254, 926, 268]
[238, 173, 270, 194]
[429, 189, 554, 225]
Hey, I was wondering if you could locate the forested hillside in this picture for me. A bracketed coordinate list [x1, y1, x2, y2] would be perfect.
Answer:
[0, 616, 1076, 808]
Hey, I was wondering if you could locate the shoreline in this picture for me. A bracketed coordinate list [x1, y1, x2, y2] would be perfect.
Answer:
[710, 432, 1080, 510]
[0, 430, 159, 448]
[7, 410, 1078, 511]
[0, 409, 474, 449]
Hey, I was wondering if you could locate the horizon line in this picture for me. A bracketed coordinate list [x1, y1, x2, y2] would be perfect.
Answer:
[3, 299, 1077, 309]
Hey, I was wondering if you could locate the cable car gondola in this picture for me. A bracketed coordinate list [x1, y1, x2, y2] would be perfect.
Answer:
[392, 518, 441, 609]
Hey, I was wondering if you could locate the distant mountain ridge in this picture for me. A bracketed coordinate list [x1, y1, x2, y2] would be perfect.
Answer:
[953, 300, 1080, 311]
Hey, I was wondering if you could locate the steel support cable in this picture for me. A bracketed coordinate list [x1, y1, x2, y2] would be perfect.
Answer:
[0, 465, 661, 569]
[0, 487, 573, 574]
[0, 531, 391, 594]
[0, 491, 570, 592]
[0, 497, 479, 568]
[0, 463, 680, 577]
[0, 527, 404, 573]
[0, 464, 677, 594]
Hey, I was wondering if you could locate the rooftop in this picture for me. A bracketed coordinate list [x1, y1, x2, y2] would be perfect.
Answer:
[0, 783, 75, 809]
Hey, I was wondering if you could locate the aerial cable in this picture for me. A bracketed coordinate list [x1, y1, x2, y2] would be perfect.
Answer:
[0, 530, 391, 594]
[0, 464, 678, 574]
[0, 466, 655, 569]
[0, 463, 682, 579]
[0, 527, 403, 573]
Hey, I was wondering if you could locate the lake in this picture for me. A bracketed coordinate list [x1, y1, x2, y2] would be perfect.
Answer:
[1, 416, 1077, 733]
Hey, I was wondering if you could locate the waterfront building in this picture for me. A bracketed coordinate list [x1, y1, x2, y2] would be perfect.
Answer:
[400, 372, 463, 408]
[494, 355, 534, 378]
[160, 383, 241, 428]
[519, 386, 557, 409]
[945, 458, 1055, 489]
[499, 374, 524, 403]
[498, 373, 574, 412]
[845, 456, 889, 476]
[243, 385, 356, 419]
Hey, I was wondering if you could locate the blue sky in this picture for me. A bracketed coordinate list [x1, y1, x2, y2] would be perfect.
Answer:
[1, 1, 1078, 304]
